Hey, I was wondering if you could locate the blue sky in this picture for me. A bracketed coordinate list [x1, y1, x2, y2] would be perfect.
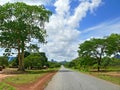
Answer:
[80, 0, 120, 30]
[0, 0, 120, 61]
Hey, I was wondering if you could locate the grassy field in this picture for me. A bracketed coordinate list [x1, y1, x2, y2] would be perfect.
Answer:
[0, 82, 16, 90]
[97, 74, 120, 85]
[88, 67, 120, 85]
[4, 73, 45, 84]
[86, 66, 120, 85]
[0, 68, 59, 90]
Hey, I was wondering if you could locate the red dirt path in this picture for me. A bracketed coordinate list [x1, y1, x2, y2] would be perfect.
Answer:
[8, 72, 56, 90]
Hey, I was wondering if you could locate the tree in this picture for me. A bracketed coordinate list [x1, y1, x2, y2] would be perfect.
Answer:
[78, 38, 107, 71]
[48, 61, 61, 68]
[27, 44, 40, 53]
[0, 2, 52, 71]
[9, 51, 30, 68]
[106, 34, 120, 56]
[24, 53, 48, 69]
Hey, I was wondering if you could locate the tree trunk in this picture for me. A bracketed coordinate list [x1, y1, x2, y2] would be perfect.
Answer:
[21, 45, 25, 71]
[97, 59, 101, 72]
[17, 40, 25, 71]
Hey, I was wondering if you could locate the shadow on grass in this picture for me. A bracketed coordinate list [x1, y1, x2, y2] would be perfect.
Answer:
[90, 69, 120, 72]
[2, 68, 58, 74]
[25, 69, 58, 74]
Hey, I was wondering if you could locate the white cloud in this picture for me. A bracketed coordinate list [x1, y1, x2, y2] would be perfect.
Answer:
[81, 18, 120, 40]
[67, 0, 102, 28]
[41, 0, 102, 61]
[0, 0, 102, 61]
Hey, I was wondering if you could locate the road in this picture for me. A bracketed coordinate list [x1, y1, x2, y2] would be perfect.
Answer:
[45, 66, 120, 90]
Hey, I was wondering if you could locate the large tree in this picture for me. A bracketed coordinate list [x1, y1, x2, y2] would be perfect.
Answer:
[78, 38, 107, 71]
[0, 2, 52, 71]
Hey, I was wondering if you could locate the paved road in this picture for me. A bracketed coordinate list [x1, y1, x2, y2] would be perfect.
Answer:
[45, 66, 120, 90]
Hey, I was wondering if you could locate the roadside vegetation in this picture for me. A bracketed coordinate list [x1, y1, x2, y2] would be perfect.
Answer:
[64, 34, 120, 85]
[0, 68, 59, 90]
[3, 68, 58, 84]
[0, 2, 52, 71]
[0, 2, 61, 90]
[0, 1, 120, 89]
[0, 53, 60, 89]
[0, 82, 16, 90]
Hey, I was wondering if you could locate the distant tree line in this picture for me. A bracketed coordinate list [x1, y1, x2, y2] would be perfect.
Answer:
[0, 51, 61, 70]
[64, 34, 120, 71]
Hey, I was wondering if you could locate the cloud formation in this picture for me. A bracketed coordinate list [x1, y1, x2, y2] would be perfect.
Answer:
[41, 0, 102, 61]
[0, 0, 102, 61]
[81, 18, 120, 40]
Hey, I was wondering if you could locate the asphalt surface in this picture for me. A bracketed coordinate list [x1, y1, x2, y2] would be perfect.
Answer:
[45, 66, 120, 90]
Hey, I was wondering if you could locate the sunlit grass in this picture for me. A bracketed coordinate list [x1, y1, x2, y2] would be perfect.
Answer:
[0, 82, 16, 90]
[3, 68, 59, 84]
[94, 74, 120, 85]
[4, 74, 45, 84]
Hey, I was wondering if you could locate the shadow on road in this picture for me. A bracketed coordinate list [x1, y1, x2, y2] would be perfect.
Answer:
[59, 70, 72, 72]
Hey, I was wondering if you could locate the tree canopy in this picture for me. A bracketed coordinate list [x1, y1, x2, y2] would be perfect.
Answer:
[24, 52, 48, 69]
[0, 2, 52, 71]
[64, 34, 120, 72]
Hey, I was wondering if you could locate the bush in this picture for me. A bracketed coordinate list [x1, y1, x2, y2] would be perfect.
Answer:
[0, 56, 8, 67]
[24, 53, 48, 69]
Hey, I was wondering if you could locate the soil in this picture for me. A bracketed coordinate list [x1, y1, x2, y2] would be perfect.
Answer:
[90, 71, 120, 78]
[0, 69, 56, 90]
[7, 72, 56, 90]
[103, 72, 120, 77]
[0, 74, 15, 82]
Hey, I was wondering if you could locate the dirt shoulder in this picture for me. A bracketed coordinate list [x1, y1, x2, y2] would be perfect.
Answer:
[0, 74, 15, 82]
[8, 72, 56, 90]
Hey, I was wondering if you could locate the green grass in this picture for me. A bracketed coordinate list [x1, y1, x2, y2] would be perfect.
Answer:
[0, 68, 59, 90]
[107, 66, 120, 72]
[95, 74, 120, 85]
[0, 82, 16, 90]
[3, 68, 59, 84]
[4, 73, 45, 84]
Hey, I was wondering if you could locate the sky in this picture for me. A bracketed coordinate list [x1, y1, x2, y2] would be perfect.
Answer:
[0, 0, 120, 61]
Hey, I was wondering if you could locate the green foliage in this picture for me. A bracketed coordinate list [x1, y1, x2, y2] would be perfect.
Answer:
[24, 53, 48, 69]
[48, 61, 61, 68]
[78, 38, 107, 71]
[64, 57, 96, 71]
[0, 2, 52, 71]
[106, 34, 120, 55]
[9, 51, 30, 68]
[0, 56, 8, 66]
[24, 51, 30, 58]
[101, 57, 111, 68]
[109, 58, 120, 66]
[9, 58, 18, 68]
[68, 34, 120, 71]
